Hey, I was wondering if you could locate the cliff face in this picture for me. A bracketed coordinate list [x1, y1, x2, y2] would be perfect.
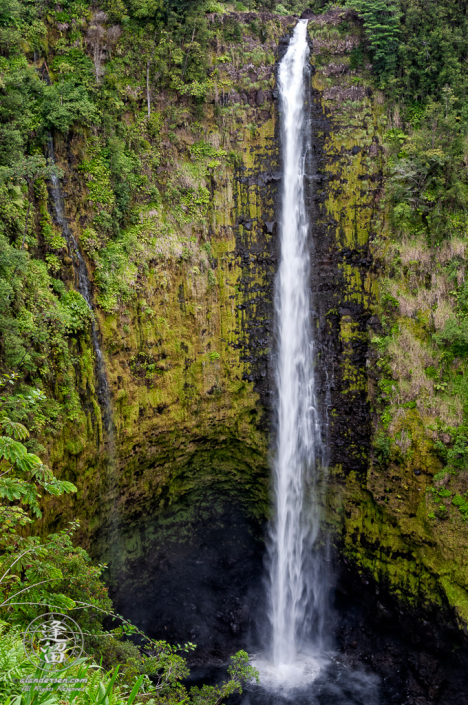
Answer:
[308, 10, 468, 661]
[309, 12, 468, 641]
[28, 6, 468, 671]
[41, 12, 292, 658]
[305, 14, 468, 697]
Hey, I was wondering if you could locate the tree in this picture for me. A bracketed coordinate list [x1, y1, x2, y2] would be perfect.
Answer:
[348, 0, 401, 78]
[0, 376, 259, 703]
[41, 82, 97, 132]
[0, 156, 61, 250]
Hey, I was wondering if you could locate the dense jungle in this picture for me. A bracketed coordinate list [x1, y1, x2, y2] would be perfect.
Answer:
[2, 0, 468, 703]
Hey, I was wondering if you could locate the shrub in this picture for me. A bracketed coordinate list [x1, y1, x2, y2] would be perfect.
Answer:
[60, 291, 93, 333]
[434, 318, 468, 356]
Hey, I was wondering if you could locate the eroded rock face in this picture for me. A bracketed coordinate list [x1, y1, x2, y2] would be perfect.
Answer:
[88, 10, 379, 658]
[306, 13, 468, 701]
[79, 16, 288, 658]
[42, 10, 468, 689]
[102, 9, 382, 662]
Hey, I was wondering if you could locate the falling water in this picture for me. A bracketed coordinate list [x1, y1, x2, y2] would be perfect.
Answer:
[266, 19, 328, 677]
[46, 136, 113, 438]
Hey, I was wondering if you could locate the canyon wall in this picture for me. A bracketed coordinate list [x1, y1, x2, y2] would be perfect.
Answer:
[32, 8, 468, 667]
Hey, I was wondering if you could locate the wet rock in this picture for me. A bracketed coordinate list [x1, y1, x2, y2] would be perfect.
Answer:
[323, 85, 366, 102]
[110, 505, 264, 665]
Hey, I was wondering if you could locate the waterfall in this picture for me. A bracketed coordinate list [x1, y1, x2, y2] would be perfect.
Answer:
[46, 136, 113, 438]
[267, 19, 328, 674]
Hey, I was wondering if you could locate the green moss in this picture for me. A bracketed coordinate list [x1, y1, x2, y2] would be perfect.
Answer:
[310, 11, 468, 632]
[38, 22, 282, 574]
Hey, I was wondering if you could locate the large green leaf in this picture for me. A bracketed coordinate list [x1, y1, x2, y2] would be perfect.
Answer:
[0, 418, 28, 440]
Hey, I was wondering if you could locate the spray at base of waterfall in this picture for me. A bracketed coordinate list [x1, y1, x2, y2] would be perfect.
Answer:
[250, 651, 329, 692]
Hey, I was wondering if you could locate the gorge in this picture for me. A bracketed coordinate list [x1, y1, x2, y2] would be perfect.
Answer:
[2, 1, 468, 704]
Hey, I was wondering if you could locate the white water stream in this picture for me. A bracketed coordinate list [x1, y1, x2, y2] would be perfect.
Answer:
[259, 20, 328, 687]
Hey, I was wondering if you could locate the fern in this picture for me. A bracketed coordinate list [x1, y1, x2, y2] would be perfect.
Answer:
[0, 623, 34, 698]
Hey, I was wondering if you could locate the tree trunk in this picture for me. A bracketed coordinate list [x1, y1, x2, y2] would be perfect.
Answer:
[147, 60, 151, 118]
[182, 22, 197, 79]
[21, 184, 31, 251]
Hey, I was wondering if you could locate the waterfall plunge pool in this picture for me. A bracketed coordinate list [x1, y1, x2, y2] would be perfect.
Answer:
[185, 655, 381, 705]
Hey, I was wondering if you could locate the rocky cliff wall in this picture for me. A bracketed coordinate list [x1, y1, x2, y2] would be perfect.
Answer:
[40, 12, 293, 660]
[35, 8, 468, 675]
[309, 11, 468, 648]
[305, 13, 468, 702]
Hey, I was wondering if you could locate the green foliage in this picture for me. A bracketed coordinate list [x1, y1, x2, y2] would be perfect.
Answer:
[387, 86, 468, 245]
[190, 141, 227, 160]
[0, 626, 144, 704]
[41, 83, 96, 132]
[347, 0, 400, 77]
[0, 380, 75, 526]
[452, 493, 468, 518]
[205, 0, 225, 11]
[51, 50, 95, 90]
[223, 16, 242, 42]
[60, 291, 93, 334]
[349, 43, 367, 70]
[374, 432, 391, 463]
[80, 156, 116, 207]
[346, 0, 468, 108]
[0, 227, 85, 425]
[0, 156, 60, 191]
[190, 651, 259, 704]
[0, 405, 259, 704]
[0, 630, 257, 705]
[94, 229, 140, 312]
[434, 319, 468, 357]
[446, 433, 468, 471]
[127, 0, 163, 20]
[371, 335, 391, 352]
[0, 391, 111, 629]
[392, 0, 468, 106]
